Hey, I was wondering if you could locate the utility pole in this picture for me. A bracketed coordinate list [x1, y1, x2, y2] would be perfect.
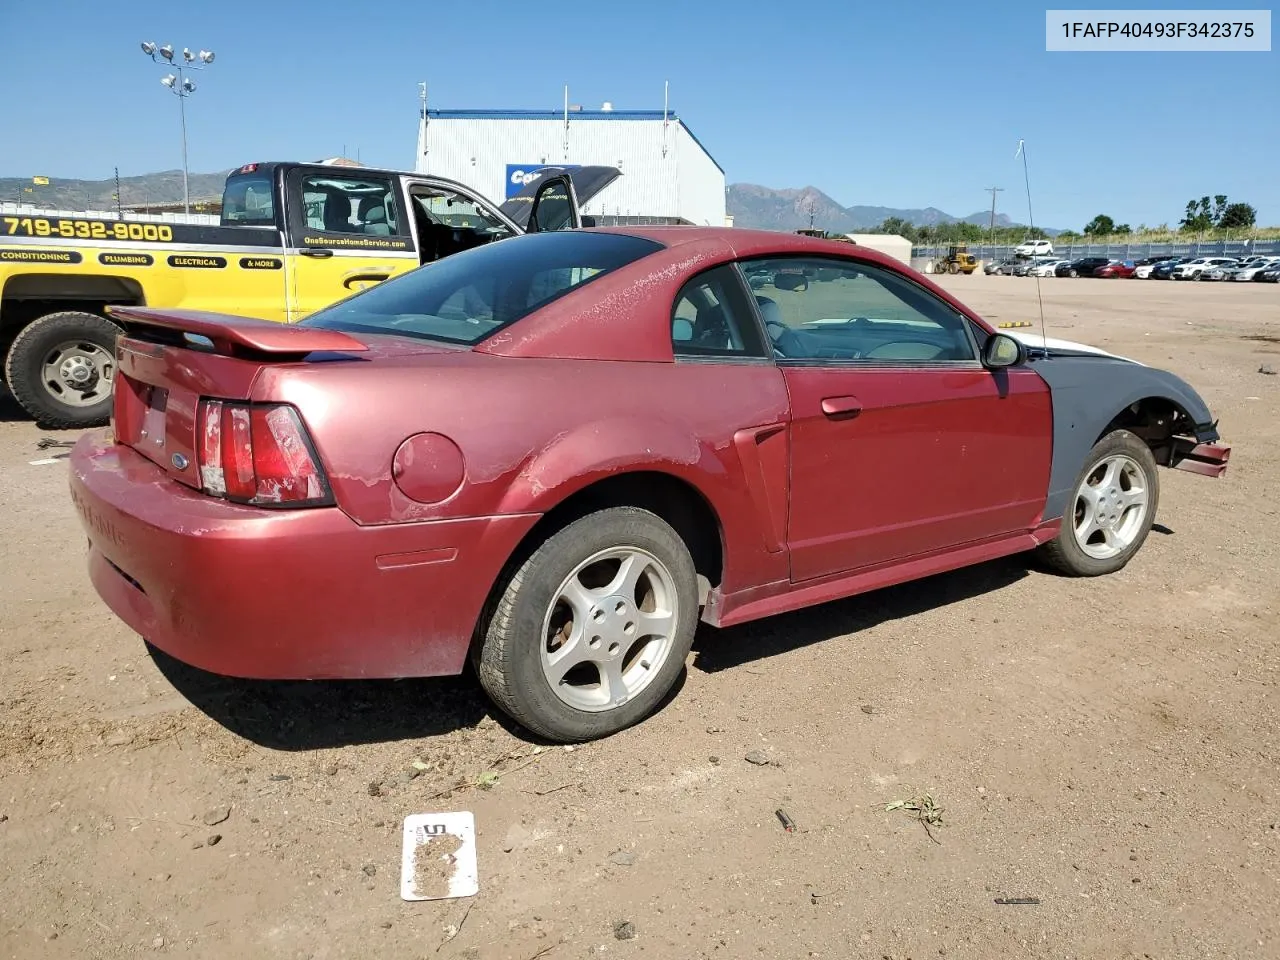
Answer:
[113, 167, 124, 220]
[986, 187, 1004, 245]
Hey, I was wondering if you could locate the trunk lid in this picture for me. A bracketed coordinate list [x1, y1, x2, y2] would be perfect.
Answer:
[108, 306, 376, 490]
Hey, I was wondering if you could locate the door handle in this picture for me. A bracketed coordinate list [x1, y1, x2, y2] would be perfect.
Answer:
[820, 396, 862, 419]
[299, 247, 333, 258]
[343, 272, 391, 290]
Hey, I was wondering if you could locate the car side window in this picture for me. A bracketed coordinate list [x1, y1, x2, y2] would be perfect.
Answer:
[740, 256, 977, 363]
[670, 265, 768, 359]
[301, 174, 405, 237]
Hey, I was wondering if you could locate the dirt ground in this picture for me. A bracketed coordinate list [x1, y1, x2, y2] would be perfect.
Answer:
[1, 274, 1277, 960]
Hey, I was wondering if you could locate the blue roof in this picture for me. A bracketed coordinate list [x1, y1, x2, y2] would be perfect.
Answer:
[424, 108, 724, 175]
[428, 108, 671, 121]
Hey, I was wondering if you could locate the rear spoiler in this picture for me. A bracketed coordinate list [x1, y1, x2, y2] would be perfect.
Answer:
[107, 306, 368, 356]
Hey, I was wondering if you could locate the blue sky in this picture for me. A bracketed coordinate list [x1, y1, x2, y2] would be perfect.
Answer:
[1, 0, 1275, 229]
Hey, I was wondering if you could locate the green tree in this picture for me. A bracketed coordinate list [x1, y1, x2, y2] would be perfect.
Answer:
[1181, 196, 1213, 232]
[876, 217, 918, 241]
[1083, 214, 1115, 236]
[1217, 203, 1256, 230]
[1212, 195, 1228, 224]
[1114, 223, 1132, 235]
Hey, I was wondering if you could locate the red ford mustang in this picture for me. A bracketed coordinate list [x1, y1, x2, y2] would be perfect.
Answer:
[69, 227, 1231, 742]
[1094, 260, 1137, 279]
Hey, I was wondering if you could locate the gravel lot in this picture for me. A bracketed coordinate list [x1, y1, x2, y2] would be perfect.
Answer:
[1, 275, 1276, 959]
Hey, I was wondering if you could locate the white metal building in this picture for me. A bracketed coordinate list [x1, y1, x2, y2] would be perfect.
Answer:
[841, 233, 913, 265]
[415, 105, 727, 227]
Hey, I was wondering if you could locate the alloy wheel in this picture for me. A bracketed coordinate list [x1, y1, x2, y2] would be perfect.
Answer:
[1071, 454, 1149, 560]
[539, 547, 679, 712]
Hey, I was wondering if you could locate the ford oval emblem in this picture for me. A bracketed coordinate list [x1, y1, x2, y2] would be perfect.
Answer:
[171, 453, 189, 470]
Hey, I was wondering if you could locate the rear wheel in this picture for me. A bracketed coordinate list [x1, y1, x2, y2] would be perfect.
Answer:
[476, 507, 699, 742]
[3, 311, 121, 428]
[1037, 430, 1159, 577]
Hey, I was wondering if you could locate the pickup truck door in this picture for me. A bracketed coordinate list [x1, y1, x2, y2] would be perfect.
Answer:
[281, 167, 419, 322]
[498, 166, 622, 233]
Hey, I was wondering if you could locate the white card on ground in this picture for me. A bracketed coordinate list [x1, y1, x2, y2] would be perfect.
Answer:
[400, 811, 478, 902]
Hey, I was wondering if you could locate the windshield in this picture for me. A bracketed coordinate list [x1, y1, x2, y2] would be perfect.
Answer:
[302, 231, 663, 344]
[221, 174, 276, 227]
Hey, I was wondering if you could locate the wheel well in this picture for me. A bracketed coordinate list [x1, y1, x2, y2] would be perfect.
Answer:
[1, 273, 143, 353]
[532, 472, 724, 592]
[1098, 397, 1195, 464]
[466, 471, 726, 661]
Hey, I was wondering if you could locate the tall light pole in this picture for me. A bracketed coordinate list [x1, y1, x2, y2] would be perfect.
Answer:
[140, 42, 215, 214]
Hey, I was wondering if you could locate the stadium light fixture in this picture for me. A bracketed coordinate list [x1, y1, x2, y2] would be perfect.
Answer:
[140, 41, 217, 214]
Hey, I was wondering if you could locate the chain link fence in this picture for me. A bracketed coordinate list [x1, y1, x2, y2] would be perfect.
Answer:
[911, 238, 1280, 262]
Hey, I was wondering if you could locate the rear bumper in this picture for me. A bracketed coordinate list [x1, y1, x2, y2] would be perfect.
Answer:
[69, 431, 538, 679]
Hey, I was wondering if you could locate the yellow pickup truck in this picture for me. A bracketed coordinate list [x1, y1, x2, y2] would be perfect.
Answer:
[0, 160, 619, 427]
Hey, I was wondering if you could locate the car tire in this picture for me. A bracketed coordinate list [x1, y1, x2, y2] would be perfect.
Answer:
[476, 506, 699, 742]
[1069, 269, 1078, 277]
[1192, 271, 1202, 280]
[1036, 429, 1160, 577]
[3, 311, 121, 429]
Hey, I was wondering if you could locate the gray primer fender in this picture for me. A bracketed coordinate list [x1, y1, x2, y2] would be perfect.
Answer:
[1031, 355, 1220, 520]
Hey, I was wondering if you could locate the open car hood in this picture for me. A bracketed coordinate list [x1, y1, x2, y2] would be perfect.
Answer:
[498, 165, 621, 230]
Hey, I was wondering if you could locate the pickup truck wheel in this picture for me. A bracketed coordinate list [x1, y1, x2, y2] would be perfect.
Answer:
[1037, 429, 1160, 577]
[4, 311, 121, 428]
[477, 506, 698, 742]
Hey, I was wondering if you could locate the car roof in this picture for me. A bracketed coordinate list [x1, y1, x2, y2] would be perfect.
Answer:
[477, 226, 997, 361]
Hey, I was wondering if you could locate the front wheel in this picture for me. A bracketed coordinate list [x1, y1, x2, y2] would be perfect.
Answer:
[1069, 269, 1079, 277]
[1036, 430, 1160, 577]
[476, 507, 699, 742]
[3, 311, 121, 428]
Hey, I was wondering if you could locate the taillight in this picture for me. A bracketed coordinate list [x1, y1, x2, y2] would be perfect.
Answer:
[195, 401, 332, 507]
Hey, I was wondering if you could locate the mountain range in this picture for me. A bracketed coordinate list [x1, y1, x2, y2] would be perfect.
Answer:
[1, 170, 230, 212]
[726, 184, 1046, 234]
[3, 168, 1050, 233]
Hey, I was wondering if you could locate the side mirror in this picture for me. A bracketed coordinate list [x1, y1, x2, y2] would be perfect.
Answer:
[983, 332, 1025, 368]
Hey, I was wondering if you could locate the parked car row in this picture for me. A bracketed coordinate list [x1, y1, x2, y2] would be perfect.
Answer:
[985, 254, 1280, 282]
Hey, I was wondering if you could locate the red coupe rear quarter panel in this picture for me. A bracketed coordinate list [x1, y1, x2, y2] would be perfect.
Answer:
[265, 353, 793, 599]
